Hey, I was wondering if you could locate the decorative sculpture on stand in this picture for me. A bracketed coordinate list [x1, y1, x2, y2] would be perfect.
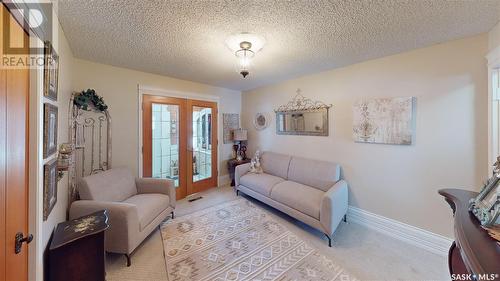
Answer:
[67, 89, 111, 208]
[249, 150, 263, 174]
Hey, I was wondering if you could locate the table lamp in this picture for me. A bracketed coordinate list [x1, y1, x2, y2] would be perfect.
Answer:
[233, 129, 248, 160]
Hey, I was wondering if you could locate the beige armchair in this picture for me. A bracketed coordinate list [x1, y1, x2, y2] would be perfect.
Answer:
[69, 167, 176, 266]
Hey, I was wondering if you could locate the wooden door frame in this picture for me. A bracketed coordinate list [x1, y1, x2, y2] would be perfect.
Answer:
[137, 86, 221, 187]
[142, 95, 188, 200]
[1, 4, 30, 280]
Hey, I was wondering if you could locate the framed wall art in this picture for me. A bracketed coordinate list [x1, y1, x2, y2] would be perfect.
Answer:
[44, 103, 58, 158]
[223, 113, 239, 144]
[43, 159, 58, 220]
[254, 112, 270, 131]
[353, 97, 416, 145]
[44, 41, 59, 101]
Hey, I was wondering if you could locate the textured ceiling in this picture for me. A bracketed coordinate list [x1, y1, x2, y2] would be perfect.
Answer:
[57, 0, 500, 91]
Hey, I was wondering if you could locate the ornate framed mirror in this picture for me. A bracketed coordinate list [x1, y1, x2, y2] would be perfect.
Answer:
[274, 89, 331, 136]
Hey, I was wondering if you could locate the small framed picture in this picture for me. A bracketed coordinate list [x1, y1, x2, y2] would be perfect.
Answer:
[254, 112, 270, 131]
[43, 41, 59, 101]
[43, 103, 58, 158]
[43, 159, 58, 221]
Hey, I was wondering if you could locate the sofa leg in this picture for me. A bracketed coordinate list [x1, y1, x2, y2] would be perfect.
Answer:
[171, 211, 175, 219]
[325, 234, 332, 247]
[236, 189, 239, 196]
[125, 254, 131, 267]
[343, 214, 347, 223]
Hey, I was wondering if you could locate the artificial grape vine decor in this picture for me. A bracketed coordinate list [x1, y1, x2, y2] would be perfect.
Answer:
[73, 89, 108, 112]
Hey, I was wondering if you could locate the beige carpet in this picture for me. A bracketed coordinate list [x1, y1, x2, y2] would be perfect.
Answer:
[161, 198, 357, 281]
[105, 185, 449, 281]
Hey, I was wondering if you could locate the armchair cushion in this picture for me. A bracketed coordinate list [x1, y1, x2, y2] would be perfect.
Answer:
[270, 181, 323, 219]
[123, 194, 170, 230]
[135, 178, 176, 208]
[78, 167, 137, 201]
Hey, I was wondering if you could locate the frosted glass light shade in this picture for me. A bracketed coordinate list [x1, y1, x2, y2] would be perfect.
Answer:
[235, 48, 254, 77]
[225, 33, 266, 53]
[233, 129, 248, 141]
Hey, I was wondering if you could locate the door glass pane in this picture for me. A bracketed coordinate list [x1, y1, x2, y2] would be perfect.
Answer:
[152, 103, 179, 187]
[192, 106, 212, 182]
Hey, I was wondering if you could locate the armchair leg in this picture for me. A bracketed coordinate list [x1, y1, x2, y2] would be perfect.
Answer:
[325, 234, 332, 247]
[125, 254, 131, 267]
[343, 214, 347, 223]
[236, 189, 239, 196]
[171, 211, 175, 219]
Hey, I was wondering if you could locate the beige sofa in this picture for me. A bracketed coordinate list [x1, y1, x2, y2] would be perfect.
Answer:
[235, 152, 348, 246]
[69, 167, 176, 266]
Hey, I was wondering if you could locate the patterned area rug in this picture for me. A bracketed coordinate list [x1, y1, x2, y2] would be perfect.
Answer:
[160, 198, 357, 281]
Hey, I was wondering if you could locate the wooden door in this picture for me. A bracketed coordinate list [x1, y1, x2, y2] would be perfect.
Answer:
[143, 96, 218, 199]
[186, 99, 218, 195]
[0, 4, 30, 281]
[142, 95, 188, 200]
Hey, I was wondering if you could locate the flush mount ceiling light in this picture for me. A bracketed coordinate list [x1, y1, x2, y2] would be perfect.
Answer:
[225, 33, 265, 78]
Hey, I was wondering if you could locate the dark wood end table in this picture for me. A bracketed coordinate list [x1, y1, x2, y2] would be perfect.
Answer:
[227, 158, 251, 186]
[49, 210, 109, 281]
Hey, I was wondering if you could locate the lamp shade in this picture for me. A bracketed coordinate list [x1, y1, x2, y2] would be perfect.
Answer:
[233, 129, 248, 141]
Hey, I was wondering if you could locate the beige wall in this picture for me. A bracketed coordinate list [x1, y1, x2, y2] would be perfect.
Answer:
[71, 59, 241, 179]
[489, 21, 500, 51]
[242, 34, 488, 238]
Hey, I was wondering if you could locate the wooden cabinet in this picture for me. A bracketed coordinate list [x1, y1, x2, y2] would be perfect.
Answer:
[439, 189, 500, 279]
[49, 210, 109, 281]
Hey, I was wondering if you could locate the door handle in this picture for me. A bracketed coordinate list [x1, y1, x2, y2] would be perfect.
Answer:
[15, 232, 33, 254]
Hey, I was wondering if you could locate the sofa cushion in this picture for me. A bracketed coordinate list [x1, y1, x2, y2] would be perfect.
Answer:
[123, 194, 170, 231]
[78, 167, 137, 201]
[260, 151, 291, 179]
[270, 181, 324, 219]
[287, 157, 340, 192]
[239, 173, 284, 196]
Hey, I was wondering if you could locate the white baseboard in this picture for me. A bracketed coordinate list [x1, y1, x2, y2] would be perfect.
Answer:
[218, 174, 230, 186]
[347, 206, 453, 256]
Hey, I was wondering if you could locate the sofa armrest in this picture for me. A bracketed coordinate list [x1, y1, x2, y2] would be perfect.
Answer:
[320, 180, 348, 236]
[235, 162, 251, 187]
[135, 178, 176, 208]
[69, 200, 139, 253]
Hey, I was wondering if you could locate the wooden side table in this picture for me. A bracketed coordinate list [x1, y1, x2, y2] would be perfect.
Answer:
[438, 189, 500, 278]
[49, 210, 109, 281]
[227, 158, 251, 186]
